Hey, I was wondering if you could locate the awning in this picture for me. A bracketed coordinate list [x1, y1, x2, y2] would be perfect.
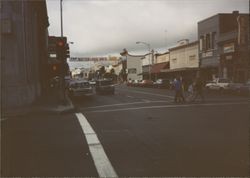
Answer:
[161, 67, 198, 73]
[151, 62, 169, 74]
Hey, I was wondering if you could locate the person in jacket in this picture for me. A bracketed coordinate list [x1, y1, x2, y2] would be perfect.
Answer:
[192, 77, 205, 102]
[174, 77, 185, 103]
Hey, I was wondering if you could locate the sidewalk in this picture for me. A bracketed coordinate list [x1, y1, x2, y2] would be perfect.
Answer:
[1, 90, 75, 118]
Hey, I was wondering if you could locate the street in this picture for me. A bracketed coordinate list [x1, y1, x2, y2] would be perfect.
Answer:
[1, 84, 249, 177]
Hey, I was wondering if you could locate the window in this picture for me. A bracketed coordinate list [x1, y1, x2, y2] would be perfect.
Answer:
[128, 68, 136, 74]
[199, 36, 203, 51]
[211, 32, 216, 49]
[189, 55, 196, 60]
[206, 33, 211, 50]
[171, 58, 177, 63]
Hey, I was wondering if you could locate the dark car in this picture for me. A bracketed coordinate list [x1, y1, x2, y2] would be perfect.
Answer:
[140, 80, 154, 87]
[237, 80, 250, 96]
[95, 79, 115, 94]
[127, 80, 134, 87]
[153, 79, 171, 89]
[68, 79, 94, 97]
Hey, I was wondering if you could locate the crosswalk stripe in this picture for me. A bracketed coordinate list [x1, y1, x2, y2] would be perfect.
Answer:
[75, 113, 118, 177]
[87, 101, 247, 113]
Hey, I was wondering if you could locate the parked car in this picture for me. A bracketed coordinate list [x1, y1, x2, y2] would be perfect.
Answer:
[205, 80, 216, 89]
[139, 80, 154, 87]
[237, 80, 250, 95]
[205, 78, 231, 92]
[228, 82, 244, 94]
[68, 79, 94, 97]
[89, 79, 96, 86]
[127, 80, 134, 87]
[153, 79, 171, 89]
[132, 80, 142, 87]
[95, 79, 115, 94]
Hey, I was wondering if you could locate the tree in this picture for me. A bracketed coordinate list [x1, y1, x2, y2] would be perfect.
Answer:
[110, 68, 115, 75]
[99, 66, 106, 78]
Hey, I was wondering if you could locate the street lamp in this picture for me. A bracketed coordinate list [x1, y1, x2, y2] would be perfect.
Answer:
[136, 41, 151, 80]
[60, 0, 63, 37]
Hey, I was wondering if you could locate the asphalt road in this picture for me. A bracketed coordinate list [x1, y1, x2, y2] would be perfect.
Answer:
[2, 84, 249, 177]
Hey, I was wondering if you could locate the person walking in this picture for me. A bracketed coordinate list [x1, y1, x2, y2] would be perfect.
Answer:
[186, 80, 194, 102]
[174, 77, 185, 103]
[192, 77, 205, 102]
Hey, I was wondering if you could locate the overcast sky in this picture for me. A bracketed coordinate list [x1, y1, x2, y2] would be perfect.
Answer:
[47, 0, 249, 57]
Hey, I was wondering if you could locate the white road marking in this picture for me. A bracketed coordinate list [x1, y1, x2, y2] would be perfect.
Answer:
[126, 95, 134, 98]
[117, 88, 174, 99]
[141, 99, 150, 103]
[82, 100, 171, 109]
[88, 102, 247, 113]
[75, 113, 117, 177]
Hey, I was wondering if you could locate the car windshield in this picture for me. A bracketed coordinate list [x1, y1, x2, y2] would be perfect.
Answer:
[70, 81, 89, 88]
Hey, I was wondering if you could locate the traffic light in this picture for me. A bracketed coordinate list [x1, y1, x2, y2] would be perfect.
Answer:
[65, 43, 70, 58]
[56, 37, 66, 61]
[48, 62, 61, 78]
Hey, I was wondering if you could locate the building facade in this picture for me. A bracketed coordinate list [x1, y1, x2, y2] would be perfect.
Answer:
[161, 40, 199, 80]
[141, 53, 152, 80]
[169, 41, 199, 70]
[155, 51, 169, 64]
[151, 52, 170, 80]
[198, 11, 249, 82]
[217, 13, 249, 82]
[1, 0, 49, 113]
[120, 49, 143, 81]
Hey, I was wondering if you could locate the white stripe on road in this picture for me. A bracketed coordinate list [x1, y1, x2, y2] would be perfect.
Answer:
[88, 102, 247, 113]
[75, 113, 117, 177]
[117, 88, 174, 99]
[82, 100, 171, 109]
[141, 99, 151, 103]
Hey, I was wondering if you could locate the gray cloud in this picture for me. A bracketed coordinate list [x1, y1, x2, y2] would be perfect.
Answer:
[47, 0, 249, 57]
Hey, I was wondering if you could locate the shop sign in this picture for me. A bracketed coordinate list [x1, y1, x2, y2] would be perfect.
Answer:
[223, 43, 234, 53]
[202, 51, 213, 58]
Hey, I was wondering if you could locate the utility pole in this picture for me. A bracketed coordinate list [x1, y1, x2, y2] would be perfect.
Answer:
[60, 0, 66, 103]
[60, 0, 63, 37]
[164, 30, 167, 47]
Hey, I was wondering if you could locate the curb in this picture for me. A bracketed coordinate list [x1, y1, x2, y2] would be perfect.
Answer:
[34, 94, 75, 114]
[2, 94, 75, 117]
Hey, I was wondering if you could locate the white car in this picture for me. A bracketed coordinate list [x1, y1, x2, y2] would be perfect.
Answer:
[206, 78, 231, 91]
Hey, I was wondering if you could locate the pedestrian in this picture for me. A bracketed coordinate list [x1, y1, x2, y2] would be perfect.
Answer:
[192, 77, 205, 102]
[186, 81, 194, 102]
[174, 77, 185, 103]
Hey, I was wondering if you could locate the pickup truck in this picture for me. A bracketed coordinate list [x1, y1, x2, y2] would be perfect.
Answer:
[205, 78, 231, 91]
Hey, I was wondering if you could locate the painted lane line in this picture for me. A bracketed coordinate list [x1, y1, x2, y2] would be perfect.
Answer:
[75, 113, 118, 177]
[117, 88, 174, 99]
[141, 99, 150, 103]
[88, 102, 248, 113]
[126, 95, 134, 98]
[81, 100, 171, 109]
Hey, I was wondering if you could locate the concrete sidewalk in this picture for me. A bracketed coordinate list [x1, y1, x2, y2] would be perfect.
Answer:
[1, 90, 75, 118]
